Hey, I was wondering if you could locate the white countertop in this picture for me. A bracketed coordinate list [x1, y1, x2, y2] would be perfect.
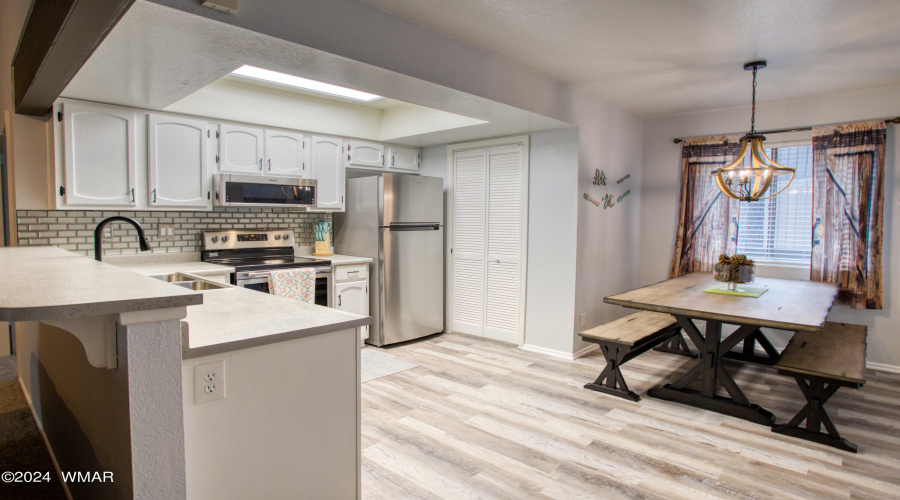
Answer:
[117, 260, 235, 277]
[107, 251, 372, 357]
[294, 248, 373, 266]
[180, 286, 370, 359]
[0, 247, 203, 322]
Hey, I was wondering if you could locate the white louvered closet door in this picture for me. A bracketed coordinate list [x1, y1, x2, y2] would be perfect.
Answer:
[451, 143, 526, 344]
[451, 149, 488, 336]
[484, 145, 523, 343]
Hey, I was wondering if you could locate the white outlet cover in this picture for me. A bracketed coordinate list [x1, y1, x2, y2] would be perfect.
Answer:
[195, 360, 225, 404]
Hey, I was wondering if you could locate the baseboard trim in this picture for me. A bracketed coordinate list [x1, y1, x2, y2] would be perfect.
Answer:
[519, 343, 598, 361]
[18, 378, 73, 500]
[867, 361, 900, 374]
[573, 343, 599, 359]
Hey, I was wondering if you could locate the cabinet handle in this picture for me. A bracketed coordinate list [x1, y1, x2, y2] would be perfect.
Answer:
[391, 156, 395, 166]
[338, 295, 342, 307]
[268, 158, 271, 170]
[347, 154, 351, 162]
[152, 189, 157, 203]
[259, 158, 263, 171]
[131, 188, 135, 203]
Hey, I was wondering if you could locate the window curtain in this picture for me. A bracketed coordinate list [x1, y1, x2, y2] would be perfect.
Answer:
[669, 136, 742, 278]
[811, 120, 886, 309]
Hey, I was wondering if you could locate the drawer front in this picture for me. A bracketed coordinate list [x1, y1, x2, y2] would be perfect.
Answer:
[335, 264, 367, 281]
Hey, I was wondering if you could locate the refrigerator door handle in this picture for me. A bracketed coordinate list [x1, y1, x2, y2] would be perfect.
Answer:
[379, 223, 441, 231]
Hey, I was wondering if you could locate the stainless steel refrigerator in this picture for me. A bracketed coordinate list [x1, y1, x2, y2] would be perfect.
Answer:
[334, 173, 444, 346]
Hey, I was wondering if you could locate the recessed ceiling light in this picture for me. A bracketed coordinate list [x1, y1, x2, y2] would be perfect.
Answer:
[230, 65, 383, 102]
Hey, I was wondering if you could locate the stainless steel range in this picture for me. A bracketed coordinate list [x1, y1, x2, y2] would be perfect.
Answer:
[201, 229, 332, 306]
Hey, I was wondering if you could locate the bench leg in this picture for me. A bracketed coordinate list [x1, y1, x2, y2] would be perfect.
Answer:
[584, 343, 640, 402]
[653, 329, 697, 357]
[772, 377, 858, 453]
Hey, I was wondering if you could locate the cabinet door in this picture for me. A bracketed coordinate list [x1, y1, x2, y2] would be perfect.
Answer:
[148, 114, 210, 208]
[387, 145, 420, 172]
[335, 280, 369, 340]
[346, 140, 384, 168]
[311, 136, 345, 211]
[61, 101, 137, 207]
[218, 124, 264, 174]
[265, 130, 309, 178]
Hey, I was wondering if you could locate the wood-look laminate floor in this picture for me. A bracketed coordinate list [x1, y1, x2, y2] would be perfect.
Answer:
[361, 333, 900, 499]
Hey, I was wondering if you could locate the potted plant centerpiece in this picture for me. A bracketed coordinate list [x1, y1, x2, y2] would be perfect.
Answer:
[714, 254, 756, 292]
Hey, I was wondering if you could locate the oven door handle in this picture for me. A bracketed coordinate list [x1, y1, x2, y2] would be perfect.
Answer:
[245, 268, 331, 279]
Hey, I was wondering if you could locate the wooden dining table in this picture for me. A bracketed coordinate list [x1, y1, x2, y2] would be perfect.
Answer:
[604, 272, 839, 425]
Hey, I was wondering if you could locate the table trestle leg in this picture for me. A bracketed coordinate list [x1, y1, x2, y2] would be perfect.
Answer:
[723, 328, 782, 366]
[648, 317, 776, 426]
[772, 377, 857, 453]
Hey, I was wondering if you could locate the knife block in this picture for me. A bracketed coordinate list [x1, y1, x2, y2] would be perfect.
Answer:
[313, 233, 334, 257]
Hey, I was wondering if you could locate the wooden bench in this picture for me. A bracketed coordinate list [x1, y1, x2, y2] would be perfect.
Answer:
[772, 322, 867, 453]
[579, 311, 694, 401]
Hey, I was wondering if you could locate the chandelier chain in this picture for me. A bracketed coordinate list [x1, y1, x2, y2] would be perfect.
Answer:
[750, 66, 758, 134]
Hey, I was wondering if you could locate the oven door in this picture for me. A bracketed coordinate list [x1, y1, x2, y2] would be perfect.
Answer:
[236, 267, 332, 307]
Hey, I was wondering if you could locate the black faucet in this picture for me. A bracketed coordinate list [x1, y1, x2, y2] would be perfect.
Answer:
[94, 216, 152, 261]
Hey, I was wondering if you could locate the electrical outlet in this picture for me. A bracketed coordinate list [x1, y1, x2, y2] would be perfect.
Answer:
[102, 226, 114, 240]
[158, 224, 175, 240]
[580, 313, 587, 328]
[194, 361, 225, 404]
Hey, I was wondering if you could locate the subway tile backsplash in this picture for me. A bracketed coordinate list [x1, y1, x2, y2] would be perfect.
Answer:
[15, 208, 332, 256]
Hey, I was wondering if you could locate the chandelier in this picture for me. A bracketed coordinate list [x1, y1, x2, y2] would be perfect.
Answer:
[712, 60, 795, 202]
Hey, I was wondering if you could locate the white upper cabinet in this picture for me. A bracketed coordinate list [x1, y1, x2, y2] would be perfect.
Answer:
[60, 101, 137, 207]
[265, 130, 309, 178]
[387, 145, 420, 172]
[148, 114, 210, 208]
[218, 124, 264, 174]
[346, 140, 384, 169]
[311, 136, 345, 211]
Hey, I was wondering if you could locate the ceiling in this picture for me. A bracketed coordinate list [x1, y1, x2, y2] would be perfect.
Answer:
[61, 1, 568, 146]
[358, 0, 900, 117]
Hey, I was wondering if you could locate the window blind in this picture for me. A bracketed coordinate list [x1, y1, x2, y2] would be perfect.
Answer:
[736, 145, 813, 264]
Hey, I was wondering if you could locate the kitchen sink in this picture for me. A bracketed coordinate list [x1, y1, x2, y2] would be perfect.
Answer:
[173, 280, 229, 291]
[149, 273, 197, 283]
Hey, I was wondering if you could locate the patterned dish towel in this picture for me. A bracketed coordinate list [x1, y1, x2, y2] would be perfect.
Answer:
[267, 268, 317, 304]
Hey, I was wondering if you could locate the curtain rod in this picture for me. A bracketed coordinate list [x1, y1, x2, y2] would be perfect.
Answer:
[673, 116, 900, 144]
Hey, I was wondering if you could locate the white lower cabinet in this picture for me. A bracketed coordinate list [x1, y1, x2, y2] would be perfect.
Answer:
[333, 264, 369, 342]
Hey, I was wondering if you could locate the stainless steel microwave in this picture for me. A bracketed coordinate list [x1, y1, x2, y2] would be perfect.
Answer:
[213, 174, 317, 208]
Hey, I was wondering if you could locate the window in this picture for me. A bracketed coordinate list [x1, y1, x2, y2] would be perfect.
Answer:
[735, 144, 813, 265]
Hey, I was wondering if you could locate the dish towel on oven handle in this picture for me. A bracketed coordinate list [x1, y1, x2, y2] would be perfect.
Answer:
[267, 268, 317, 304]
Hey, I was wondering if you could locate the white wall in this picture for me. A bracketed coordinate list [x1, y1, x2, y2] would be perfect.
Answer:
[380, 103, 485, 142]
[182, 328, 358, 499]
[640, 84, 900, 370]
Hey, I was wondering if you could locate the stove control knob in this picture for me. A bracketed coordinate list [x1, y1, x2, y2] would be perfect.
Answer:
[274, 234, 281, 240]
[283, 233, 291, 240]
[211, 236, 219, 243]
[221, 235, 229, 243]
